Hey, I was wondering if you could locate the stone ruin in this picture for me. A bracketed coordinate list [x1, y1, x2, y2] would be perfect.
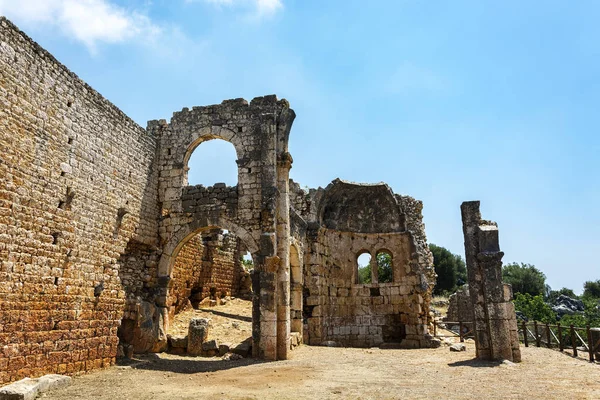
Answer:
[461, 201, 521, 362]
[0, 17, 441, 384]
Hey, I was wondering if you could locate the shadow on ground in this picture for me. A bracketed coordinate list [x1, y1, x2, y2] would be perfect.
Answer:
[447, 358, 503, 368]
[117, 353, 266, 374]
[197, 308, 253, 322]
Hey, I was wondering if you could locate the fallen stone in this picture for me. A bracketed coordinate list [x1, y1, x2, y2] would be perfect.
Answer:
[501, 359, 516, 367]
[188, 318, 210, 356]
[320, 341, 340, 347]
[0, 378, 39, 400]
[0, 375, 71, 400]
[222, 353, 243, 361]
[219, 343, 231, 356]
[37, 375, 71, 392]
[450, 343, 466, 352]
[231, 338, 252, 357]
[202, 339, 219, 356]
[168, 334, 188, 349]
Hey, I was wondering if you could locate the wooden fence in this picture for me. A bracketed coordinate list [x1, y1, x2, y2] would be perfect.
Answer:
[433, 320, 600, 363]
[519, 321, 599, 362]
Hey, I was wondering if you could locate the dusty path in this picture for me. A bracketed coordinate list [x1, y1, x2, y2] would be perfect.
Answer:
[44, 344, 599, 400]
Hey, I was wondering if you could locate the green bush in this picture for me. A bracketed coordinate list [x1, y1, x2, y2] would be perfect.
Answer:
[513, 293, 556, 323]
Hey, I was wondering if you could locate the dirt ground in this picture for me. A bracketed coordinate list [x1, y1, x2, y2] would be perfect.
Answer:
[169, 298, 252, 345]
[43, 342, 600, 400]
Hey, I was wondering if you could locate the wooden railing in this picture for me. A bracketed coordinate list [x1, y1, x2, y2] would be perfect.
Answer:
[432, 319, 600, 363]
[519, 321, 599, 362]
[432, 320, 474, 342]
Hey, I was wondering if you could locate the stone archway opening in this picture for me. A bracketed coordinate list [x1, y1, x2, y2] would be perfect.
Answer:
[186, 138, 239, 187]
[165, 226, 256, 358]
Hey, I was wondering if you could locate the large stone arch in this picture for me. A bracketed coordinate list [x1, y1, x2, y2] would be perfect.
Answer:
[148, 96, 297, 361]
[180, 126, 244, 188]
[158, 216, 259, 278]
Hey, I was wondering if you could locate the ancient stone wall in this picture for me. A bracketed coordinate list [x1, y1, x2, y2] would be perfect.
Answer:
[0, 18, 159, 384]
[169, 235, 204, 314]
[150, 95, 296, 361]
[445, 285, 472, 323]
[302, 180, 437, 348]
[168, 230, 243, 316]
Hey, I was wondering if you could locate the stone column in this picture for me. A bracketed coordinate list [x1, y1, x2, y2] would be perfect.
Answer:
[275, 152, 293, 360]
[461, 201, 521, 362]
[253, 236, 279, 361]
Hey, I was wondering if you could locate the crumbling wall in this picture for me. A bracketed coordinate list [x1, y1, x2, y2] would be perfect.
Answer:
[461, 201, 521, 362]
[303, 180, 437, 348]
[445, 285, 472, 323]
[0, 18, 159, 384]
[151, 96, 296, 361]
[168, 229, 244, 316]
[169, 235, 205, 313]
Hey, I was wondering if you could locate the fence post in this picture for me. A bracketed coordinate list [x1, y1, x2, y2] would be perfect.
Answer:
[522, 321, 528, 347]
[587, 325, 594, 362]
[534, 321, 541, 347]
[459, 322, 464, 343]
[545, 323, 551, 348]
[558, 323, 563, 352]
[571, 325, 577, 357]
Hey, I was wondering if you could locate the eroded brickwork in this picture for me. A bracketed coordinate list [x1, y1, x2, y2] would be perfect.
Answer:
[298, 180, 437, 348]
[168, 230, 244, 315]
[0, 18, 159, 384]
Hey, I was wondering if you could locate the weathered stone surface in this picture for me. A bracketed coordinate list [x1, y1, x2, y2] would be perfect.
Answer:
[168, 335, 188, 349]
[0, 375, 71, 400]
[1, 14, 444, 383]
[187, 318, 210, 356]
[461, 201, 521, 363]
[218, 343, 231, 356]
[449, 343, 466, 352]
[231, 338, 253, 357]
[202, 340, 219, 357]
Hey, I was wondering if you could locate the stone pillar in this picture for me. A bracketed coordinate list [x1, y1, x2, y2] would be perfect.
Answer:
[461, 201, 521, 362]
[252, 235, 279, 361]
[276, 152, 292, 360]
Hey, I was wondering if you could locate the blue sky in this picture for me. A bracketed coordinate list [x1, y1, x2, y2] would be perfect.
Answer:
[2, 0, 598, 293]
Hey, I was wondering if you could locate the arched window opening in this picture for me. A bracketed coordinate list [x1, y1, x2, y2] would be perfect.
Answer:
[186, 139, 238, 187]
[241, 251, 253, 270]
[356, 252, 372, 284]
[376, 251, 393, 283]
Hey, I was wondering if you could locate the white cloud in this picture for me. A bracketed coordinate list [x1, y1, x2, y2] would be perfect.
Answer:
[0, 0, 161, 53]
[193, 0, 283, 17]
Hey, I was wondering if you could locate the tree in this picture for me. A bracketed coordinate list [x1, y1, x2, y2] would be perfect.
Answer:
[502, 263, 546, 296]
[429, 244, 467, 295]
[583, 280, 600, 299]
[376, 252, 393, 283]
[513, 293, 556, 323]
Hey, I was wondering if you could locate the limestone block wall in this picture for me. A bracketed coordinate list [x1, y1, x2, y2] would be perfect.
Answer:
[168, 230, 244, 316]
[301, 180, 437, 348]
[169, 235, 204, 313]
[305, 229, 426, 347]
[0, 18, 159, 384]
[445, 285, 472, 323]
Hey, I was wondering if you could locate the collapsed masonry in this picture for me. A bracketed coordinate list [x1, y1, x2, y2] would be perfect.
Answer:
[0, 17, 439, 384]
